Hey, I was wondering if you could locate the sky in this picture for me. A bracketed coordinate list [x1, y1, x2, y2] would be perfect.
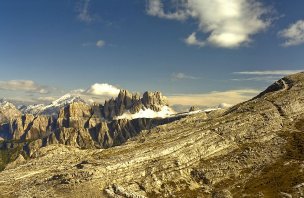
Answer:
[0, 0, 304, 107]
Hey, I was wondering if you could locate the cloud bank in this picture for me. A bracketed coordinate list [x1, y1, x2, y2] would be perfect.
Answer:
[0, 80, 49, 94]
[147, 0, 271, 48]
[279, 20, 304, 47]
[168, 89, 259, 106]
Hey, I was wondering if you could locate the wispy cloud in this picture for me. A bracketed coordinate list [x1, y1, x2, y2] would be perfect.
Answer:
[231, 76, 281, 83]
[77, 0, 93, 23]
[171, 72, 199, 80]
[168, 89, 259, 106]
[96, 40, 106, 48]
[234, 70, 303, 76]
[279, 20, 304, 47]
[146, 0, 188, 20]
[0, 80, 50, 94]
[232, 70, 303, 82]
[81, 42, 93, 47]
[81, 39, 106, 48]
[146, 0, 271, 48]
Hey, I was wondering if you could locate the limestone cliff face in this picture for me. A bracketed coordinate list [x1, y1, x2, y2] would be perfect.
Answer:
[1, 115, 55, 141]
[142, 91, 168, 111]
[1, 73, 304, 197]
[0, 100, 184, 156]
[102, 90, 169, 120]
[0, 89, 174, 150]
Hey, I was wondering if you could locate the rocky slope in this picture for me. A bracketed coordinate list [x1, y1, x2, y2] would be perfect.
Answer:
[0, 90, 181, 163]
[1, 72, 304, 197]
[18, 90, 173, 121]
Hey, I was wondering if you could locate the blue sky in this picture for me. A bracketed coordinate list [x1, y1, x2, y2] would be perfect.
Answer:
[0, 0, 303, 106]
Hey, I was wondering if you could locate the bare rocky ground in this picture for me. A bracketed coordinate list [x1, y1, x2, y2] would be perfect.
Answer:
[1, 72, 304, 197]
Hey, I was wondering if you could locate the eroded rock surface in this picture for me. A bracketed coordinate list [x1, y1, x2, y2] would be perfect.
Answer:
[0, 100, 184, 157]
[1, 73, 304, 197]
[102, 90, 169, 120]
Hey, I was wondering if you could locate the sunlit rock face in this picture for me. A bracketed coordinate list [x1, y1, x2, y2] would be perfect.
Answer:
[1, 73, 304, 197]
[0, 99, 21, 125]
[102, 90, 170, 120]
[0, 91, 182, 154]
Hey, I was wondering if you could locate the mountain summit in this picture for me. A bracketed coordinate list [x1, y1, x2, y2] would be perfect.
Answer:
[0, 89, 179, 150]
[1, 72, 304, 197]
[18, 90, 174, 120]
[102, 90, 173, 120]
[0, 99, 21, 124]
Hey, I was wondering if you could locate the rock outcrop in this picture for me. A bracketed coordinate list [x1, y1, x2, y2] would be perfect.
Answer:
[102, 90, 169, 120]
[0, 100, 184, 156]
[2, 73, 304, 197]
[0, 99, 21, 124]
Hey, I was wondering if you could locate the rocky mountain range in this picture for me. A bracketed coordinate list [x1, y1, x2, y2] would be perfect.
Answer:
[1, 72, 304, 197]
[0, 90, 187, 160]
[15, 90, 173, 119]
[18, 94, 87, 116]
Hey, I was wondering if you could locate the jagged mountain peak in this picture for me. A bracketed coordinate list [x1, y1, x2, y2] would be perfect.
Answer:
[0, 99, 15, 109]
[3, 73, 304, 197]
[102, 89, 173, 120]
[4, 73, 304, 197]
[0, 99, 21, 124]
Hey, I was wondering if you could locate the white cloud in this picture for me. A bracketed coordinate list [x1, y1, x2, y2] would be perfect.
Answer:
[146, 0, 271, 48]
[231, 76, 280, 83]
[96, 40, 106, 48]
[168, 89, 259, 106]
[232, 70, 303, 82]
[0, 82, 121, 105]
[234, 70, 303, 75]
[184, 32, 205, 47]
[279, 20, 304, 47]
[171, 72, 199, 80]
[81, 40, 106, 48]
[85, 83, 120, 96]
[146, 0, 188, 20]
[77, 0, 93, 23]
[0, 80, 49, 94]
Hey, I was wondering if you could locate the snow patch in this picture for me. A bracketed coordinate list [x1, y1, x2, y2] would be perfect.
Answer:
[20, 94, 86, 116]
